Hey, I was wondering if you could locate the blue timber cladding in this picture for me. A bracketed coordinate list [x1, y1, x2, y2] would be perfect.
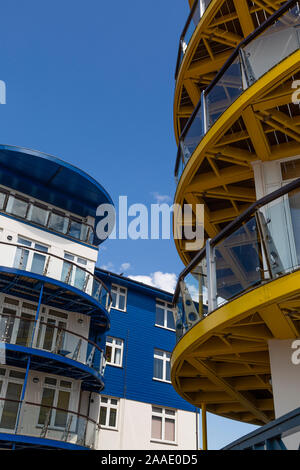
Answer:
[96, 269, 196, 413]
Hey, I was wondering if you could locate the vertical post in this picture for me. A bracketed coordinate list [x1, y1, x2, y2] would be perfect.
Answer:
[201, 91, 208, 135]
[30, 282, 44, 347]
[206, 239, 217, 312]
[202, 403, 208, 451]
[14, 356, 31, 434]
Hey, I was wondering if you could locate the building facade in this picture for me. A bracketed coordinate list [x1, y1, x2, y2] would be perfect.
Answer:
[171, 0, 300, 450]
[96, 270, 199, 450]
[0, 145, 113, 449]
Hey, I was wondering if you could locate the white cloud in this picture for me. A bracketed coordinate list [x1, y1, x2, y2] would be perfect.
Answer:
[129, 271, 177, 293]
[151, 192, 172, 204]
[120, 262, 131, 272]
[100, 261, 114, 271]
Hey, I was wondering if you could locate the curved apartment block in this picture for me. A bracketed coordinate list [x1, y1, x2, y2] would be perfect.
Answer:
[171, 0, 300, 449]
[0, 145, 112, 449]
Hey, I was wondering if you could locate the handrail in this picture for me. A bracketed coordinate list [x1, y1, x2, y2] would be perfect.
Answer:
[173, 176, 300, 304]
[174, 0, 297, 177]
[0, 240, 112, 308]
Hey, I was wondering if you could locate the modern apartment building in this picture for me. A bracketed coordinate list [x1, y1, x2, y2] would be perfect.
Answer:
[96, 270, 199, 450]
[0, 145, 113, 449]
[171, 0, 300, 450]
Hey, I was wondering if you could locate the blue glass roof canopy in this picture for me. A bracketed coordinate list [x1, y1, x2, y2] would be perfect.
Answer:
[0, 145, 113, 244]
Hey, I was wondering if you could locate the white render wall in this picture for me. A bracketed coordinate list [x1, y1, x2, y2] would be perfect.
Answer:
[96, 398, 198, 450]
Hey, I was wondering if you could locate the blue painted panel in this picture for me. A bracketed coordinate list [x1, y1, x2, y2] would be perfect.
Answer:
[96, 270, 197, 414]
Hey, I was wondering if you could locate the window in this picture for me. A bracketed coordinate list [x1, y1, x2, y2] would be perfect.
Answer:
[151, 407, 176, 443]
[105, 337, 124, 367]
[111, 284, 127, 312]
[0, 368, 25, 430]
[61, 253, 88, 291]
[99, 396, 119, 429]
[155, 300, 175, 330]
[13, 237, 49, 276]
[38, 376, 73, 429]
[153, 349, 171, 382]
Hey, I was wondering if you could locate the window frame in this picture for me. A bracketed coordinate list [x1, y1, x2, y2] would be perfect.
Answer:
[99, 396, 119, 430]
[110, 284, 127, 312]
[151, 406, 177, 445]
[153, 349, 171, 383]
[105, 336, 124, 368]
[155, 299, 176, 331]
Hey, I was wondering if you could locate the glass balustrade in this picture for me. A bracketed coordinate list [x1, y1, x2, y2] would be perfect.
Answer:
[175, 0, 213, 78]
[0, 398, 100, 449]
[174, 179, 300, 342]
[175, 2, 300, 180]
[0, 190, 94, 245]
[0, 313, 106, 376]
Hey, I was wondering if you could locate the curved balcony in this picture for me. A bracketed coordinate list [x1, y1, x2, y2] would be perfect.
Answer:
[0, 312, 106, 390]
[0, 398, 99, 449]
[174, 0, 300, 265]
[0, 241, 112, 323]
[171, 178, 300, 425]
[173, 0, 286, 141]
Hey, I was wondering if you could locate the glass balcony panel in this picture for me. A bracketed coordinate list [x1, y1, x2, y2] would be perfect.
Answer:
[28, 205, 49, 226]
[207, 58, 243, 128]
[17, 402, 99, 448]
[0, 192, 7, 210]
[6, 196, 28, 219]
[215, 217, 264, 304]
[48, 212, 68, 234]
[15, 314, 34, 347]
[69, 220, 82, 240]
[243, 6, 300, 84]
[181, 104, 204, 165]
[182, 1, 201, 55]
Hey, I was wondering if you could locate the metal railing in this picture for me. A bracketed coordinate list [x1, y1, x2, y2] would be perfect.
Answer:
[222, 407, 300, 450]
[173, 177, 300, 342]
[175, 0, 300, 181]
[0, 312, 106, 376]
[0, 241, 112, 312]
[0, 397, 100, 449]
[175, 0, 212, 80]
[0, 187, 96, 245]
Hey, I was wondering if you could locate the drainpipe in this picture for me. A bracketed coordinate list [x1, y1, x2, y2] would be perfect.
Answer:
[202, 403, 208, 450]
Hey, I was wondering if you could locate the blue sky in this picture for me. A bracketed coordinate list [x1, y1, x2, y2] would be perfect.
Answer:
[0, 0, 256, 449]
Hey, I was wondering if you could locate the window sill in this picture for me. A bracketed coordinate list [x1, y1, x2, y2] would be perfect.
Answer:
[153, 378, 172, 384]
[106, 363, 123, 369]
[150, 439, 178, 447]
[155, 324, 176, 333]
[100, 425, 119, 432]
[110, 307, 127, 313]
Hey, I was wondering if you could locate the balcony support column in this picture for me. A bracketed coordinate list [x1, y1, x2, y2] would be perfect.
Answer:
[30, 281, 44, 347]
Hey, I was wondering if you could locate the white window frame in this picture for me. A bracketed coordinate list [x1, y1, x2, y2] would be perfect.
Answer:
[110, 284, 127, 312]
[153, 349, 171, 383]
[99, 396, 119, 430]
[155, 299, 176, 331]
[105, 337, 124, 368]
[151, 406, 177, 444]
[39, 375, 75, 431]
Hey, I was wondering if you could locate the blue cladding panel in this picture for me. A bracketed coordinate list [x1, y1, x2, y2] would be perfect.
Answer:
[96, 270, 196, 413]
